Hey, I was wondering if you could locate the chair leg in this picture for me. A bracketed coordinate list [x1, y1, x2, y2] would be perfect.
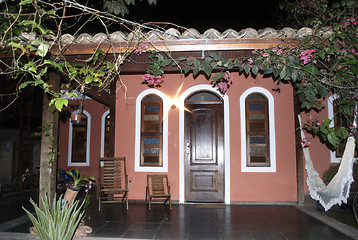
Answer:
[126, 193, 129, 210]
[169, 197, 172, 210]
[98, 198, 101, 211]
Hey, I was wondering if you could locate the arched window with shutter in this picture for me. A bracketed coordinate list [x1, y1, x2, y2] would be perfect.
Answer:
[135, 89, 168, 172]
[240, 87, 276, 172]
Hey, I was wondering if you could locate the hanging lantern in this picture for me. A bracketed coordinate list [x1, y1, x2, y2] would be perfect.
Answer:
[70, 101, 83, 124]
[70, 113, 82, 124]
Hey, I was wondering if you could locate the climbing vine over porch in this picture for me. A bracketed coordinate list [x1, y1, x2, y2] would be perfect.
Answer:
[142, 0, 357, 149]
[0, 0, 357, 152]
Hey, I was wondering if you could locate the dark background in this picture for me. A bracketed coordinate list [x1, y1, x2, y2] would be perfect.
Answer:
[127, 0, 283, 32]
[64, 0, 284, 34]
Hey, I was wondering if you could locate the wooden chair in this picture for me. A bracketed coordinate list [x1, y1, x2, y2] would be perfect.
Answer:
[98, 157, 129, 210]
[146, 175, 172, 210]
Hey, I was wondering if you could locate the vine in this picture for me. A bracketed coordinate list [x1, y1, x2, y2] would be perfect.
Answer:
[141, 0, 357, 149]
[0, 0, 357, 152]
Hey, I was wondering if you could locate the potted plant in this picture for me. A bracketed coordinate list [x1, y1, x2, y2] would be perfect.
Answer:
[62, 168, 95, 204]
[23, 194, 92, 239]
[70, 101, 83, 124]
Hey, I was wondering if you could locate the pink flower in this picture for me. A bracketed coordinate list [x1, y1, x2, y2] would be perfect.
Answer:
[299, 49, 315, 65]
[224, 71, 233, 84]
[341, 17, 358, 26]
[262, 53, 270, 57]
[218, 82, 228, 94]
[142, 74, 164, 87]
[135, 44, 149, 55]
[276, 49, 283, 55]
[247, 58, 254, 67]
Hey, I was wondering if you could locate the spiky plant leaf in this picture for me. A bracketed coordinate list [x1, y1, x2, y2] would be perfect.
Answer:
[22, 194, 86, 240]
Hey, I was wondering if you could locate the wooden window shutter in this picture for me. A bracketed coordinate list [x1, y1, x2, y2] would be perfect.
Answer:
[245, 93, 270, 167]
[140, 94, 163, 167]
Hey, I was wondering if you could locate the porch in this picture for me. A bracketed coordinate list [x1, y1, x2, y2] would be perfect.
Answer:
[1, 190, 358, 239]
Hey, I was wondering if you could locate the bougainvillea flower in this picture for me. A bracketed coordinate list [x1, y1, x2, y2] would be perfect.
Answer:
[142, 74, 164, 87]
[218, 82, 228, 94]
[224, 71, 233, 84]
[299, 49, 315, 65]
[276, 49, 283, 55]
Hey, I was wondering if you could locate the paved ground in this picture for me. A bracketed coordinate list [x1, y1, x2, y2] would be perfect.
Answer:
[1, 189, 358, 239]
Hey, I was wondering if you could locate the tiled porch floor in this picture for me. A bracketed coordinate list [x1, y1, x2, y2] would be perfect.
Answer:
[0, 190, 357, 239]
[83, 202, 355, 239]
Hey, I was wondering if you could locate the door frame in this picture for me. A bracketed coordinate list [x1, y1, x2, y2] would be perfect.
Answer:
[179, 84, 230, 204]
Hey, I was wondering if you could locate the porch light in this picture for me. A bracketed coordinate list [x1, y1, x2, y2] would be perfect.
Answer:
[169, 97, 179, 109]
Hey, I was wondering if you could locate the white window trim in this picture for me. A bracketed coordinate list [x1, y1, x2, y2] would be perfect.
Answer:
[135, 89, 169, 172]
[100, 110, 110, 158]
[240, 87, 276, 172]
[68, 110, 91, 166]
[328, 94, 357, 163]
[179, 84, 230, 204]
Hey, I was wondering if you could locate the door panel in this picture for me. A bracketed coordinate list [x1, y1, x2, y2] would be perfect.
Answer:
[185, 103, 224, 202]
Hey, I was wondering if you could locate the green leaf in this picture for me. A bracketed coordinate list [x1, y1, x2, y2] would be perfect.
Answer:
[263, 68, 273, 75]
[19, 0, 32, 5]
[316, 84, 327, 98]
[279, 68, 286, 79]
[184, 66, 191, 75]
[291, 69, 298, 82]
[177, 57, 187, 62]
[37, 43, 49, 57]
[18, 81, 32, 90]
[243, 65, 250, 75]
[327, 132, 339, 148]
[50, 98, 68, 112]
[251, 65, 259, 75]
[85, 75, 94, 84]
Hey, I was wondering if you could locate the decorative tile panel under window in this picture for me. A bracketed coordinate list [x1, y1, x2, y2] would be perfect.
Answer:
[245, 93, 270, 167]
[71, 114, 87, 163]
[141, 94, 163, 167]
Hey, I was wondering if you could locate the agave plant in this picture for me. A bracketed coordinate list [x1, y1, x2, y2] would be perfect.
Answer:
[22, 194, 85, 240]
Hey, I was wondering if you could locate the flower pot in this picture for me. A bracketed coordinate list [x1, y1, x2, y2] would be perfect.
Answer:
[64, 185, 79, 204]
[71, 114, 82, 124]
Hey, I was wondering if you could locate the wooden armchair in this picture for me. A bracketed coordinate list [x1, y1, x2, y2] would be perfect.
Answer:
[98, 157, 129, 210]
[146, 175, 172, 210]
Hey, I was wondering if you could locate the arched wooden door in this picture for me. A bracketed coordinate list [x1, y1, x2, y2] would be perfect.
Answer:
[184, 91, 224, 202]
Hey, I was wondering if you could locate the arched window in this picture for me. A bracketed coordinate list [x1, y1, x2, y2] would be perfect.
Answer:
[245, 93, 270, 167]
[68, 110, 91, 166]
[135, 89, 168, 172]
[140, 94, 163, 167]
[100, 110, 110, 158]
[240, 87, 276, 172]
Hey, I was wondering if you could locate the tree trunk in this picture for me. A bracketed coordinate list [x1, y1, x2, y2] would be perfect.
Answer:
[39, 72, 60, 209]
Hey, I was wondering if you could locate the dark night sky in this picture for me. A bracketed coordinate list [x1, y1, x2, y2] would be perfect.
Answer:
[65, 0, 284, 35]
[126, 0, 284, 33]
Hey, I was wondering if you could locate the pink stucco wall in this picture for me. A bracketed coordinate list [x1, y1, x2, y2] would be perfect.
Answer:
[57, 72, 339, 203]
[58, 99, 109, 181]
[115, 72, 298, 202]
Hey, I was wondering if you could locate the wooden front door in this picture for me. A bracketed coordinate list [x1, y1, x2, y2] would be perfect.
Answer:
[184, 92, 224, 202]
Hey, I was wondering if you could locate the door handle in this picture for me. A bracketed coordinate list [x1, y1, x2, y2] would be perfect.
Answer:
[186, 142, 190, 154]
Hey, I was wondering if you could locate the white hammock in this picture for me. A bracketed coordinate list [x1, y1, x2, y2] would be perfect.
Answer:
[298, 114, 356, 211]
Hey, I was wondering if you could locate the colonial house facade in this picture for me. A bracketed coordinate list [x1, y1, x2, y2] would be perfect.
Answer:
[57, 27, 337, 204]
